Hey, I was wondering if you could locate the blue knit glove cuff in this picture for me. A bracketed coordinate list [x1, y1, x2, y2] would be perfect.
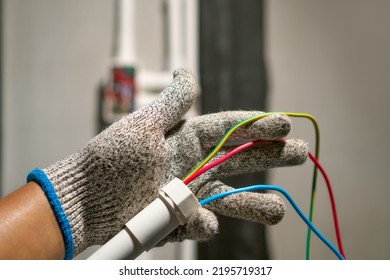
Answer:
[27, 168, 74, 260]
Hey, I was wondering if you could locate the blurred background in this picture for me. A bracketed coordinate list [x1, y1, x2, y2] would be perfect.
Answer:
[1, 0, 389, 260]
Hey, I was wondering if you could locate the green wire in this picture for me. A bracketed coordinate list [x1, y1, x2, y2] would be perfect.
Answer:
[285, 114, 320, 260]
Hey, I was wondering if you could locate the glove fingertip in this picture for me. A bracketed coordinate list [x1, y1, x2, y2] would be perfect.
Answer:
[259, 193, 286, 225]
[284, 138, 309, 166]
[173, 68, 195, 79]
[251, 113, 292, 139]
[186, 207, 219, 241]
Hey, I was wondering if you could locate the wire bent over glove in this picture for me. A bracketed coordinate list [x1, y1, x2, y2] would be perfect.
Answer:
[27, 68, 308, 259]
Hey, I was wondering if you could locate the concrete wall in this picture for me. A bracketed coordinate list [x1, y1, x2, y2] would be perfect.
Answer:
[266, 0, 390, 259]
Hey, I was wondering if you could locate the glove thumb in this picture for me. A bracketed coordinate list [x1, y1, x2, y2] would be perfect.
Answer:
[149, 68, 198, 132]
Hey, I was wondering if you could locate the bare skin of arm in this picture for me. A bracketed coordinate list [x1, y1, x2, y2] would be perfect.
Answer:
[0, 182, 65, 259]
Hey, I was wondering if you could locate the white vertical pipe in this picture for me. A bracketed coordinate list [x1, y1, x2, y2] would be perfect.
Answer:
[185, 0, 199, 75]
[115, 0, 137, 66]
[168, 0, 185, 70]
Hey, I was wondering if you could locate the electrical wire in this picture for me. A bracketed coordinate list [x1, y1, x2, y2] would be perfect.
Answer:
[183, 140, 269, 185]
[280, 114, 320, 260]
[183, 112, 269, 181]
[308, 153, 346, 259]
[186, 137, 345, 259]
[183, 112, 320, 260]
[181, 112, 320, 259]
[183, 112, 319, 182]
[199, 184, 345, 260]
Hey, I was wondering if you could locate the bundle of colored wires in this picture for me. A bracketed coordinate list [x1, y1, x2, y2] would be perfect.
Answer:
[183, 112, 320, 258]
[185, 139, 345, 259]
[182, 112, 345, 259]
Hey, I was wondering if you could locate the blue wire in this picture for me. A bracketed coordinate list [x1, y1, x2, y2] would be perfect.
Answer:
[200, 185, 345, 260]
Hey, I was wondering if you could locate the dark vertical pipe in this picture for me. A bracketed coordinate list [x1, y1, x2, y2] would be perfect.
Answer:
[198, 0, 269, 259]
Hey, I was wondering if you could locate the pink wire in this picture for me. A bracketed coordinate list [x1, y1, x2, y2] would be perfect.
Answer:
[308, 152, 346, 259]
[184, 139, 346, 259]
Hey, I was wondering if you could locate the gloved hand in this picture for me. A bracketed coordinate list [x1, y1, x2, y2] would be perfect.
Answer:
[27, 69, 308, 259]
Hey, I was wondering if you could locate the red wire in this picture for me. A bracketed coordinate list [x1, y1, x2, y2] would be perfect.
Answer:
[185, 139, 346, 259]
[308, 152, 346, 259]
[183, 140, 268, 185]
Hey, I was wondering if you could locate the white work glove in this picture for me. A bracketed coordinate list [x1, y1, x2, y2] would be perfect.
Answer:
[27, 69, 308, 259]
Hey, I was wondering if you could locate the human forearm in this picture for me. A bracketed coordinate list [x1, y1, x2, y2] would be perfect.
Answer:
[0, 182, 65, 259]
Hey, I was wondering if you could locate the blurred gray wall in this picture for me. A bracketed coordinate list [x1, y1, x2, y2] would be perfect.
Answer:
[266, 0, 390, 259]
[2, 0, 113, 195]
